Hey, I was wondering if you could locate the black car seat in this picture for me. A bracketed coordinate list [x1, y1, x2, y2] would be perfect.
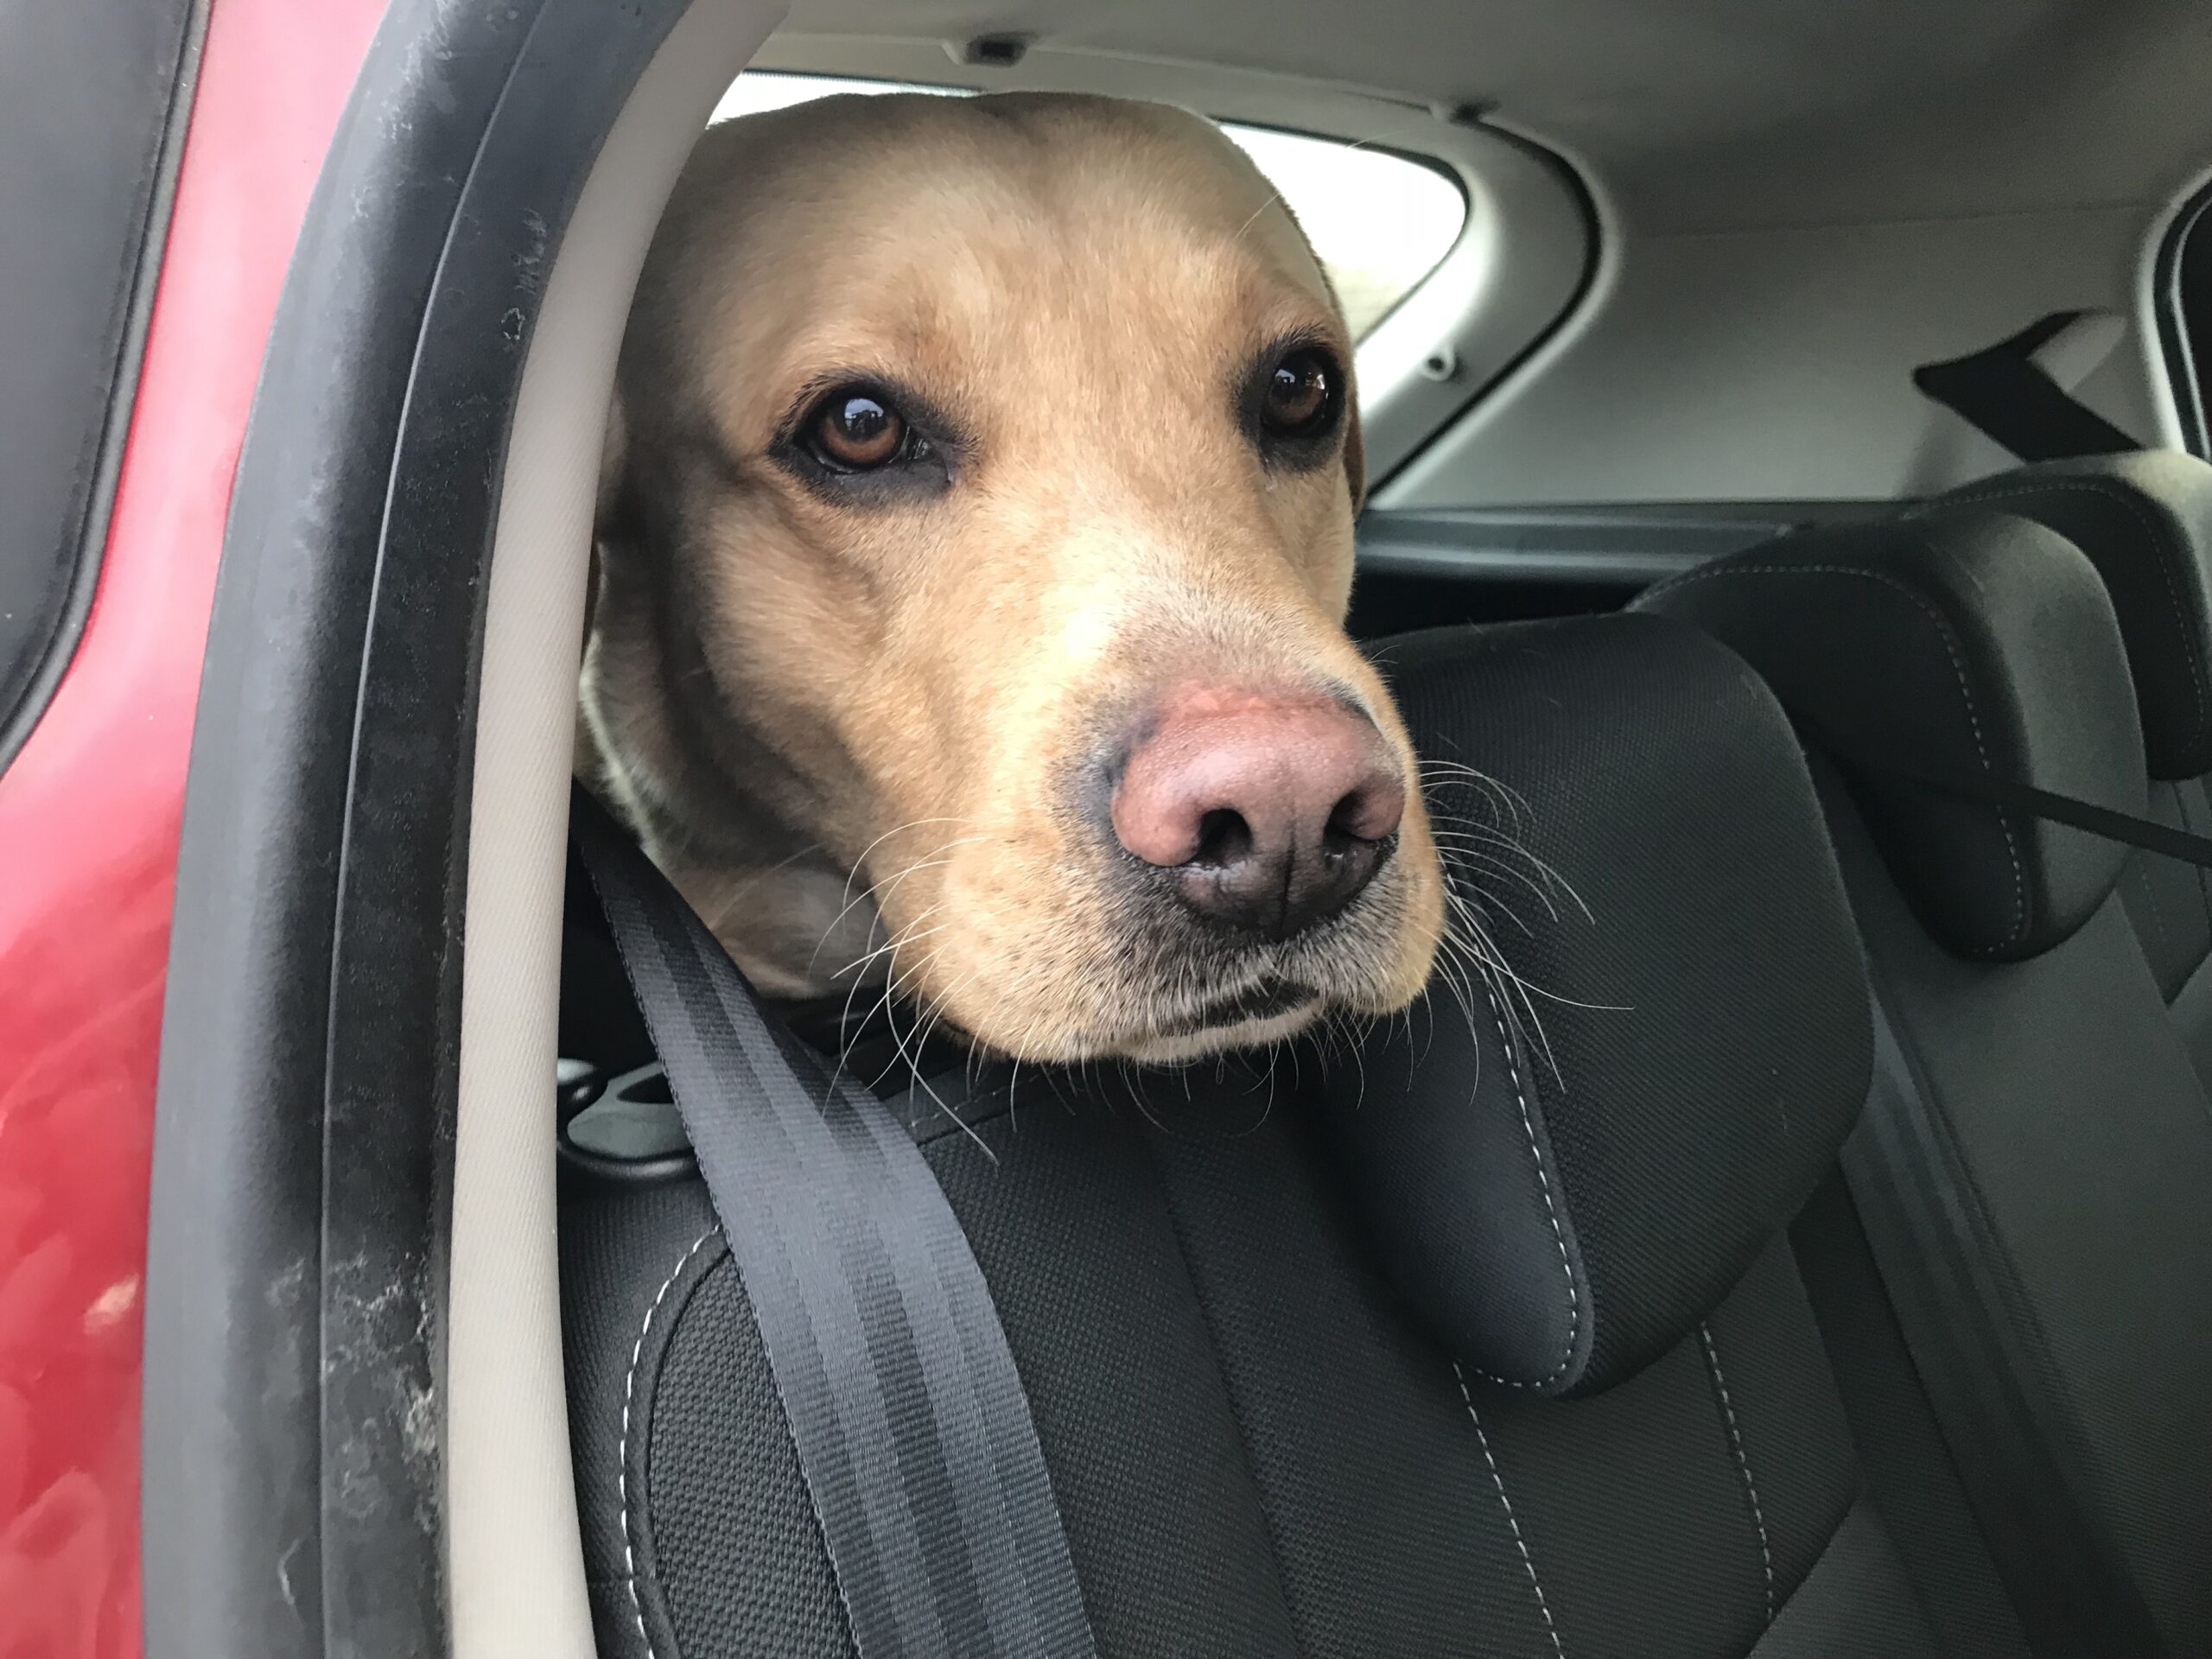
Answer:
[1918, 450, 2212, 1086]
[1643, 501, 2212, 1656]
[559, 609, 2033, 1657]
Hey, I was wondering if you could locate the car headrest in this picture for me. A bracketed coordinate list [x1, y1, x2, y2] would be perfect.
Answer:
[1317, 614, 1872, 1398]
[1640, 508, 2147, 963]
[1923, 451, 2212, 780]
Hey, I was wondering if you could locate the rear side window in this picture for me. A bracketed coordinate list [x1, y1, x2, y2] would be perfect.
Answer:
[709, 72, 1467, 339]
[2164, 189, 2212, 456]
[0, 0, 200, 772]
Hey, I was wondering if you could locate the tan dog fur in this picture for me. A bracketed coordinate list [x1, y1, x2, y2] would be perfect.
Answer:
[582, 91, 1443, 1062]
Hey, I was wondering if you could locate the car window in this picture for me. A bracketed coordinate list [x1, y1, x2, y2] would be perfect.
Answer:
[2165, 189, 2212, 457]
[0, 0, 199, 774]
[709, 72, 1467, 339]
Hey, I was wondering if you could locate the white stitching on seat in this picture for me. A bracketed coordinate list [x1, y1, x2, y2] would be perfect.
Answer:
[1934, 477, 2209, 758]
[1465, 978, 1580, 1389]
[1453, 1362, 1567, 1658]
[622, 1226, 721, 1659]
[1698, 1322, 1777, 1626]
[1648, 561, 2030, 957]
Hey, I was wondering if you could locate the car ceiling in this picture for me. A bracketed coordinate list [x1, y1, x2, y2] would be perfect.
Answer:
[777, 0, 2212, 231]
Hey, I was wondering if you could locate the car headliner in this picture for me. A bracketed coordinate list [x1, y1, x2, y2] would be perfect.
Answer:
[779, 0, 2212, 230]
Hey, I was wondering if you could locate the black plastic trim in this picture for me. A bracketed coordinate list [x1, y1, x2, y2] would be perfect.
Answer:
[1359, 504, 1834, 573]
[1347, 502, 1888, 634]
[0, 0, 207, 779]
[2153, 180, 2212, 461]
[143, 2, 692, 1656]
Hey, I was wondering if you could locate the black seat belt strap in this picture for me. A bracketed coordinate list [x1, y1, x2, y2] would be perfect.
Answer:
[571, 790, 1097, 1659]
[1844, 747, 2212, 871]
[1913, 311, 2142, 463]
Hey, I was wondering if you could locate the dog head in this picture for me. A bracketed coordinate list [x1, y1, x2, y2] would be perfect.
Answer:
[585, 91, 1444, 1061]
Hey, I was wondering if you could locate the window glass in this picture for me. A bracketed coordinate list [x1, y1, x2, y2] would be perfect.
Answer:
[2166, 192, 2212, 456]
[0, 0, 197, 772]
[709, 72, 1467, 338]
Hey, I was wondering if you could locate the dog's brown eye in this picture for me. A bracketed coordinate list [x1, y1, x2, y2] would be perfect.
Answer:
[1261, 350, 1338, 437]
[810, 391, 907, 470]
[779, 378, 954, 500]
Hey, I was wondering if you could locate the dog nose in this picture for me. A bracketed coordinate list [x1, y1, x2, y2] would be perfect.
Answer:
[1111, 686, 1405, 939]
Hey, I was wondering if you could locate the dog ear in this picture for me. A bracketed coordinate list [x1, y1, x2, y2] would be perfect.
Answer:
[582, 542, 603, 649]
[585, 394, 629, 648]
[595, 392, 629, 542]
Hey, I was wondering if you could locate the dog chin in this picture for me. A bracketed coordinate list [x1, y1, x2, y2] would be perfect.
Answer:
[1113, 997, 1325, 1065]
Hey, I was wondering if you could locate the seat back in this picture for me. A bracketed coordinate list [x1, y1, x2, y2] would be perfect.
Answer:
[559, 612, 2022, 1657]
[1644, 501, 2212, 1656]
[1925, 450, 2212, 1084]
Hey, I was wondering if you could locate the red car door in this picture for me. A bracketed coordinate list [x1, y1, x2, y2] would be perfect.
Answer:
[0, 4, 380, 1654]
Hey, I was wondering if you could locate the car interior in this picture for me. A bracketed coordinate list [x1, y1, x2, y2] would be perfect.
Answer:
[137, 2, 2212, 1656]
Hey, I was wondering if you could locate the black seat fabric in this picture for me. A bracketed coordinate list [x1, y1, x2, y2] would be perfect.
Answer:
[1923, 451, 2212, 785]
[1923, 451, 2212, 1083]
[1643, 507, 2212, 1656]
[1643, 507, 2145, 963]
[562, 613, 2024, 1658]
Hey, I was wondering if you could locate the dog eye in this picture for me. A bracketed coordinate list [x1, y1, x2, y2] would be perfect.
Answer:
[1260, 349, 1340, 439]
[804, 389, 918, 471]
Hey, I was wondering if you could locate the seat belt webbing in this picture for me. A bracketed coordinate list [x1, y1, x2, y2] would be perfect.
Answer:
[1913, 311, 2143, 463]
[1838, 744, 2212, 871]
[572, 790, 1096, 1659]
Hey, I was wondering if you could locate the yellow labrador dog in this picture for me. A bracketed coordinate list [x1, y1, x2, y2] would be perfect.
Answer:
[582, 91, 1444, 1062]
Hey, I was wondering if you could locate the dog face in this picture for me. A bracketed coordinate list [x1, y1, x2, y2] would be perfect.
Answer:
[585, 91, 1443, 1062]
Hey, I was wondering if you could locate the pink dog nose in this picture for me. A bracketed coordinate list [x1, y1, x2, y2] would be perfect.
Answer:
[1111, 685, 1405, 939]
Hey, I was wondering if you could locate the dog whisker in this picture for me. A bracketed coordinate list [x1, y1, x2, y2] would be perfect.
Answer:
[810, 833, 990, 976]
[1442, 893, 1562, 1087]
[831, 906, 956, 1091]
[1421, 789, 1595, 924]
[1433, 831, 1592, 925]
[834, 902, 945, 1035]
[1429, 838, 1564, 925]
[1416, 760, 1534, 835]
[1435, 853, 1544, 938]
[831, 919, 953, 982]
[836, 816, 974, 910]
[887, 983, 998, 1166]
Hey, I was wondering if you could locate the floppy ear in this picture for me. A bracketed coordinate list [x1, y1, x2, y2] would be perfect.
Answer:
[595, 392, 629, 541]
[584, 393, 629, 647]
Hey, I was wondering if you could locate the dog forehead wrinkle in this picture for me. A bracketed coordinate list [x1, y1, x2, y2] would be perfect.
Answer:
[766, 263, 1268, 437]
[650, 92, 1334, 364]
[707, 172, 1319, 415]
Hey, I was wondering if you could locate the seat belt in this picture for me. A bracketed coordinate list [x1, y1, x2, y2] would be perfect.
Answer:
[1914, 311, 2142, 463]
[570, 790, 1097, 1659]
[1839, 743, 2212, 870]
